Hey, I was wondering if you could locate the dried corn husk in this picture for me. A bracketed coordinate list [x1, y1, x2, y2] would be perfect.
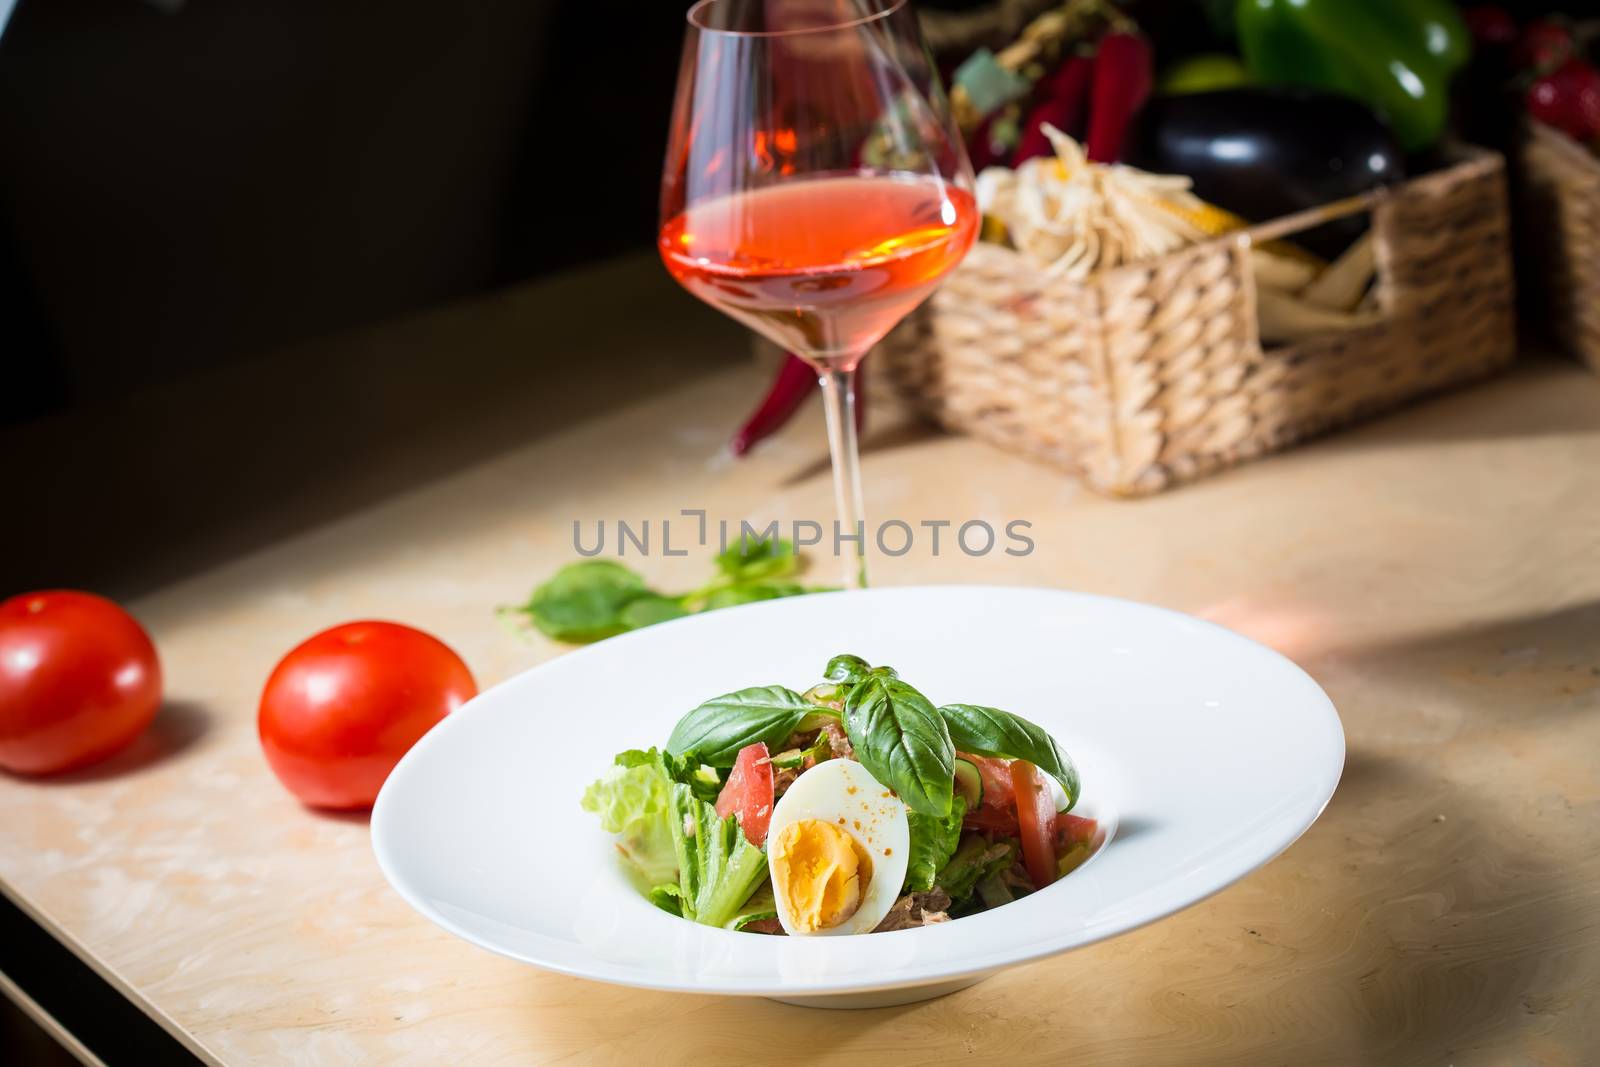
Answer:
[1256, 233, 1382, 342]
[977, 127, 1380, 342]
[976, 125, 1215, 279]
[1301, 233, 1375, 312]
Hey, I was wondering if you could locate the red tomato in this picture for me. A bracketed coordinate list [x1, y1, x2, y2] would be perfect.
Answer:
[960, 752, 1019, 834]
[1053, 812, 1099, 854]
[962, 804, 1019, 836]
[715, 741, 774, 846]
[962, 753, 1017, 809]
[1010, 759, 1057, 890]
[258, 621, 475, 810]
[0, 591, 162, 775]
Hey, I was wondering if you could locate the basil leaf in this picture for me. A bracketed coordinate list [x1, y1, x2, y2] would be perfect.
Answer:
[701, 580, 807, 611]
[904, 796, 966, 893]
[647, 747, 725, 802]
[619, 594, 689, 630]
[938, 704, 1080, 810]
[666, 685, 812, 767]
[824, 654, 871, 685]
[843, 674, 954, 817]
[715, 536, 800, 581]
[523, 561, 648, 641]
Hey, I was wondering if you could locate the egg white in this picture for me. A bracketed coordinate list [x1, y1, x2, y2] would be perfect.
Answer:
[765, 759, 911, 936]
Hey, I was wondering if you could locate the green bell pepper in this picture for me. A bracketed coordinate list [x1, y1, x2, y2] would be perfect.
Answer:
[1235, 0, 1469, 152]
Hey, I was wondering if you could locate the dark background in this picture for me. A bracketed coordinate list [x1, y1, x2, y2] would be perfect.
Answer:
[0, 0, 1572, 429]
[0, 0, 689, 427]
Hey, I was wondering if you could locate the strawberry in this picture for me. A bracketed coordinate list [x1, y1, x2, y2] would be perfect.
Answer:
[1514, 18, 1574, 75]
[1527, 59, 1600, 141]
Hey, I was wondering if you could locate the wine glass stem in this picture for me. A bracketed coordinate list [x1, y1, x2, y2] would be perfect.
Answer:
[818, 366, 868, 589]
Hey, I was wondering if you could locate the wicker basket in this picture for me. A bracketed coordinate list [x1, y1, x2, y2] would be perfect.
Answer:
[1517, 119, 1600, 373]
[878, 149, 1517, 496]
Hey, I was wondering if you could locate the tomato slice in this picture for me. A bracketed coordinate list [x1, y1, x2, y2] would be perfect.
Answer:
[1010, 759, 1057, 890]
[958, 751, 1022, 835]
[715, 742, 774, 847]
[959, 752, 1016, 810]
[1052, 812, 1099, 854]
[962, 804, 1019, 836]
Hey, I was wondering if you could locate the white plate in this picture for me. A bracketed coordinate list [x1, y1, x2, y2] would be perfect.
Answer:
[372, 586, 1343, 1008]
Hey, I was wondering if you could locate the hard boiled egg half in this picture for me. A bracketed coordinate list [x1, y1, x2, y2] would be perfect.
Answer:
[766, 759, 909, 936]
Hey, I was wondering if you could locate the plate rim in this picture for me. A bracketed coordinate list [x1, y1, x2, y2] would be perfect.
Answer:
[372, 584, 1345, 997]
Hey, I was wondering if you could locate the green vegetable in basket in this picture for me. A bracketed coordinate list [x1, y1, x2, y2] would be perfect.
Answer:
[1235, 0, 1469, 151]
[1160, 53, 1250, 96]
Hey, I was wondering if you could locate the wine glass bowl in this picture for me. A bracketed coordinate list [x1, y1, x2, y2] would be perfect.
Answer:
[658, 0, 977, 584]
[658, 175, 976, 368]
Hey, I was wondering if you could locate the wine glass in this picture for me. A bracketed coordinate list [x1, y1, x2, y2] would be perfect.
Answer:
[659, 0, 977, 588]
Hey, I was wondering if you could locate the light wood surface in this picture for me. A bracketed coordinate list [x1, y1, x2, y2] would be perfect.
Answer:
[3, 258, 1600, 1064]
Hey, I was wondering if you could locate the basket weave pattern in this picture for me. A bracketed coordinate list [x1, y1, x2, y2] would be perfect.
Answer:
[1518, 120, 1600, 372]
[880, 151, 1517, 496]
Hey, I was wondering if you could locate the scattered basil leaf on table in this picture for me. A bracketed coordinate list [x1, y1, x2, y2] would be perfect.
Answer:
[512, 537, 832, 644]
[714, 536, 801, 582]
[522, 560, 647, 642]
[618, 594, 689, 630]
[843, 671, 955, 818]
[701, 580, 808, 610]
[666, 685, 813, 767]
[939, 703, 1081, 810]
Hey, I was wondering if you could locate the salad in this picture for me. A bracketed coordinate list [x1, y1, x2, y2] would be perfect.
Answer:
[582, 654, 1100, 935]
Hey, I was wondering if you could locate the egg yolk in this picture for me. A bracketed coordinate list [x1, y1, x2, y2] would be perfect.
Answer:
[770, 819, 871, 932]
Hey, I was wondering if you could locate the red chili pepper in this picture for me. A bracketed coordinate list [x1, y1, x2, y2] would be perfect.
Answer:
[968, 108, 1014, 171]
[730, 353, 868, 456]
[731, 353, 815, 456]
[1085, 31, 1153, 165]
[853, 360, 867, 439]
[1013, 55, 1093, 166]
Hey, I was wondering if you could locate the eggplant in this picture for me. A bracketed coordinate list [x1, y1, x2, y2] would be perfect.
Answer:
[1124, 87, 1405, 259]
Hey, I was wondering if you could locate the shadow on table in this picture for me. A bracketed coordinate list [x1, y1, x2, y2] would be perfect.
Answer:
[745, 749, 1583, 1063]
[778, 417, 942, 489]
[1327, 598, 1600, 731]
[16, 699, 211, 785]
[1327, 354, 1600, 452]
[1309, 748, 1581, 1061]
[305, 807, 371, 825]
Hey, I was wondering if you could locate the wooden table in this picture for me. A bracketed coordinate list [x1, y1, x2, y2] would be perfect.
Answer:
[3, 257, 1599, 1064]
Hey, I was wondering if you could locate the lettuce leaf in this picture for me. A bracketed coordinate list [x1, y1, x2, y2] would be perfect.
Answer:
[904, 795, 966, 893]
[647, 883, 683, 916]
[724, 882, 777, 931]
[584, 747, 765, 926]
[581, 750, 679, 886]
[936, 834, 1017, 904]
[670, 782, 770, 929]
